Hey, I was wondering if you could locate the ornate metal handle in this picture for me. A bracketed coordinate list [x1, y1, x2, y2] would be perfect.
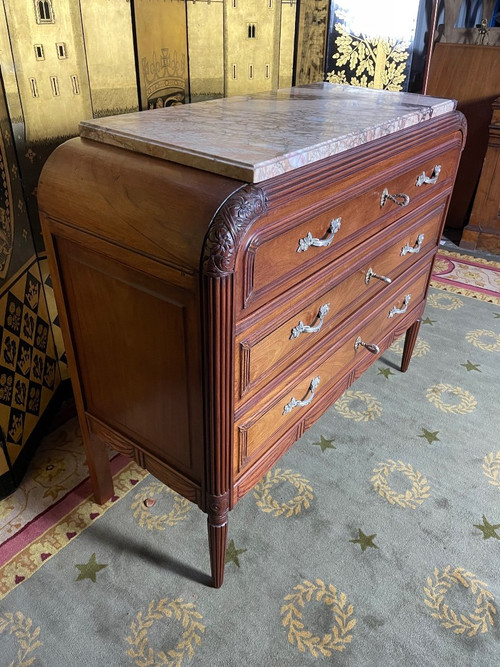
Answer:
[401, 233, 424, 256]
[416, 165, 441, 186]
[283, 376, 320, 415]
[388, 294, 411, 318]
[354, 337, 380, 354]
[297, 217, 341, 253]
[290, 304, 330, 340]
[380, 188, 410, 208]
[365, 268, 392, 285]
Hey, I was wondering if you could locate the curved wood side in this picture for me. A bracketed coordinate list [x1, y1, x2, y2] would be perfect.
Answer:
[38, 137, 242, 274]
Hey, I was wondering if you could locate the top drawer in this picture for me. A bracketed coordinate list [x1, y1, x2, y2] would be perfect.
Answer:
[239, 134, 461, 313]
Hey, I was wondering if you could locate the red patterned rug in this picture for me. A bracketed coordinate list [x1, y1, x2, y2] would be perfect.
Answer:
[430, 249, 500, 305]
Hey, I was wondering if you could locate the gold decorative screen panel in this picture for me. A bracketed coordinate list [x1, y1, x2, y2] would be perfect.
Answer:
[325, 1, 420, 91]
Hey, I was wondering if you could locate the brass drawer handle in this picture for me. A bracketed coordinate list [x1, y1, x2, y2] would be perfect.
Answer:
[297, 217, 341, 253]
[401, 233, 424, 256]
[283, 376, 320, 415]
[388, 294, 411, 318]
[365, 268, 392, 285]
[416, 164, 441, 186]
[290, 303, 330, 340]
[354, 337, 380, 354]
[380, 188, 410, 208]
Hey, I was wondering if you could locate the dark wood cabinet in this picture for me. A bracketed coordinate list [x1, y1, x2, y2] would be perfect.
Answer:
[461, 97, 500, 253]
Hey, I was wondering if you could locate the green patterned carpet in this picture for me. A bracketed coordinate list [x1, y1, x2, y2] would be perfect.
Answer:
[1, 287, 500, 666]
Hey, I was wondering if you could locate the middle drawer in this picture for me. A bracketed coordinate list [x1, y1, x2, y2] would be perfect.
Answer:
[234, 262, 430, 476]
[235, 204, 443, 403]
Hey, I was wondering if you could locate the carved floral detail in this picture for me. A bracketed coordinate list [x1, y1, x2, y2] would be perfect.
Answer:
[203, 185, 267, 277]
[206, 491, 229, 526]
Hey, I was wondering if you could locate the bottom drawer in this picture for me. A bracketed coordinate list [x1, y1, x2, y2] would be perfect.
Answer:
[235, 265, 430, 473]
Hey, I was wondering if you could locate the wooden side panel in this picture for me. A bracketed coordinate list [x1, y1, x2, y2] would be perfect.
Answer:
[54, 236, 204, 483]
[426, 43, 499, 230]
[461, 97, 500, 254]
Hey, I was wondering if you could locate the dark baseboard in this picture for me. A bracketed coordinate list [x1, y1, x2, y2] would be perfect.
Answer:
[0, 379, 75, 501]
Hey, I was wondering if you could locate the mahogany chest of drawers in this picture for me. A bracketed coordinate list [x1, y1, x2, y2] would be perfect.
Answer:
[38, 85, 465, 587]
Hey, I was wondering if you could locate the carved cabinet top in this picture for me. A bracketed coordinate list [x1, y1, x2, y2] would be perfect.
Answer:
[79, 82, 456, 183]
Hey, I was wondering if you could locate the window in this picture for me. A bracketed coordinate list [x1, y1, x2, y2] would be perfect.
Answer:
[265, 64, 270, 79]
[29, 78, 39, 98]
[35, 0, 54, 24]
[34, 44, 44, 60]
[248, 64, 254, 79]
[56, 42, 67, 59]
[50, 76, 60, 96]
[71, 75, 80, 95]
[232, 64, 237, 79]
[248, 24, 256, 39]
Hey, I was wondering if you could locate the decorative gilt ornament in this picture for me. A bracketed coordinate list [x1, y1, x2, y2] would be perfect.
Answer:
[326, 23, 410, 91]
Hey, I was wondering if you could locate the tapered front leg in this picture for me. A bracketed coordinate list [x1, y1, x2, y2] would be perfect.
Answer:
[207, 492, 229, 588]
[401, 318, 422, 373]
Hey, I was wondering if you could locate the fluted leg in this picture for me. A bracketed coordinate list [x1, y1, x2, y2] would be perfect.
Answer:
[207, 492, 229, 588]
[208, 520, 228, 588]
[401, 318, 422, 373]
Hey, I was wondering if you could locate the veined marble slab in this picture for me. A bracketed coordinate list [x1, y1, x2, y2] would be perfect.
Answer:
[79, 83, 456, 183]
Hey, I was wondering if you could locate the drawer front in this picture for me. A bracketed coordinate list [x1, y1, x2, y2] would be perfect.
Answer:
[234, 266, 430, 474]
[241, 142, 459, 310]
[235, 204, 444, 402]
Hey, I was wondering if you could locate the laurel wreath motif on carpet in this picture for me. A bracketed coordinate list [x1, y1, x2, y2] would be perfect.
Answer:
[253, 469, 313, 517]
[371, 460, 430, 509]
[426, 384, 477, 415]
[125, 598, 205, 667]
[334, 390, 382, 422]
[424, 567, 496, 637]
[483, 451, 500, 490]
[0, 611, 42, 666]
[130, 482, 191, 530]
[281, 579, 356, 657]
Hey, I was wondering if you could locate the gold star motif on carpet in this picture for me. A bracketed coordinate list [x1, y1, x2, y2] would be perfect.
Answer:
[75, 553, 107, 582]
[312, 435, 336, 452]
[461, 360, 481, 372]
[225, 539, 247, 567]
[349, 529, 378, 552]
[422, 317, 436, 325]
[474, 516, 500, 540]
[418, 428, 440, 444]
[377, 367, 395, 379]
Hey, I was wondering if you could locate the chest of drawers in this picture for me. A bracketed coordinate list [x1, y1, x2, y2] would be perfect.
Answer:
[38, 84, 465, 587]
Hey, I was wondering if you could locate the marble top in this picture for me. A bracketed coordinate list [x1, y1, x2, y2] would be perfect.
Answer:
[79, 83, 456, 183]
